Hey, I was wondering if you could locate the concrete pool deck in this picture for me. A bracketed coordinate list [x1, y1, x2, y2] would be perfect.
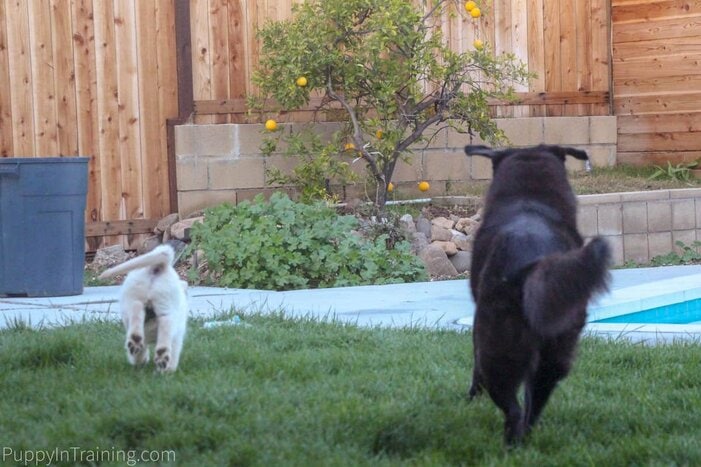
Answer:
[2, 265, 701, 344]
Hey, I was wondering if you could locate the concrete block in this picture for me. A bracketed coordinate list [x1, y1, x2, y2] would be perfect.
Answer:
[496, 117, 544, 146]
[587, 145, 616, 167]
[263, 155, 300, 185]
[392, 155, 422, 183]
[603, 235, 624, 266]
[424, 150, 470, 181]
[597, 204, 623, 236]
[672, 200, 696, 230]
[208, 157, 266, 190]
[648, 232, 672, 259]
[178, 189, 236, 218]
[589, 116, 618, 144]
[470, 154, 493, 180]
[447, 127, 486, 149]
[672, 230, 697, 252]
[176, 156, 209, 191]
[622, 202, 648, 234]
[543, 117, 590, 145]
[175, 124, 236, 156]
[577, 205, 599, 237]
[578, 193, 622, 205]
[623, 233, 649, 264]
[647, 201, 672, 232]
[237, 124, 270, 156]
[620, 190, 668, 202]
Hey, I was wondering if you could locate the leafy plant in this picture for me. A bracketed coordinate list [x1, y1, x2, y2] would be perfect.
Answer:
[263, 126, 358, 203]
[650, 240, 701, 266]
[648, 161, 698, 183]
[251, 0, 530, 212]
[188, 192, 427, 290]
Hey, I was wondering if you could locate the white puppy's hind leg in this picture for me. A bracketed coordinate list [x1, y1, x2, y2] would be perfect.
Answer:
[124, 299, 149, 366]
[154, 315, 175, 372]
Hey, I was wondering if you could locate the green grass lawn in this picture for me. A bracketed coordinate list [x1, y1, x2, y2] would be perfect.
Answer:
[2, 313, 700, 466]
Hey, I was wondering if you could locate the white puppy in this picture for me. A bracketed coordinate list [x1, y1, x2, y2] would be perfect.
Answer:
[99, 244, 188, 372]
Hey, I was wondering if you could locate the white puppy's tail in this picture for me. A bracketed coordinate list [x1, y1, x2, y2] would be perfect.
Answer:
[98, 244, 175, 279]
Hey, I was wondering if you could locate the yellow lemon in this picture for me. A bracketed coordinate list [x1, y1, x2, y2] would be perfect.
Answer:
[464, 1, 477, 12]
[376, 130, 383, 139]
[296, 76, 308, 87]
[344, 142, 356, 151]
[418, 181, 430, 192]
[387, 182, 394, 193]
[470, 7, 481, 18]
[473, 39, 484, 50]
[265, 119, 277, 131]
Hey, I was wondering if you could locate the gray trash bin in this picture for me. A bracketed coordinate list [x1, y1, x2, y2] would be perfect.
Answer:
[0, 157, 89, 297]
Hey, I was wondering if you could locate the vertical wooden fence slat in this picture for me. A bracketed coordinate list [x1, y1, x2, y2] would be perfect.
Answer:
[559, 0, 578, 116]
[192, 0, 214, 124]
[591, 0, 610, 116]
[575, 0, 593, 116]
[28, 0, 59, 156]
[50, 0, 79, 157]
[527, 0, 546, 117]
[227, 0, 247, 100]
[0, 0, 14, 157]
[543, 0, 563, 116]
[93, 0, 122, 223]
[511, 0, 529, 117]
[6, 0, 36, 156]
[114, 0, 144, 221]
[156, 0, 179, 217]
[71, 0, 101, 250]
[136, 0, 166, 219]
[210, 0, 230, 124]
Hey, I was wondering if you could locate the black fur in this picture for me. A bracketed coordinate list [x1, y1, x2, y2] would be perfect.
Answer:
[464, 144, 611, 445]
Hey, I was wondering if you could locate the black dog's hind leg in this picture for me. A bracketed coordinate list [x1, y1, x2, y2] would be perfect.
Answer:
[487, 383, 525, 445]
[468, 365, 484, 399]
[524, 336, 578, 431]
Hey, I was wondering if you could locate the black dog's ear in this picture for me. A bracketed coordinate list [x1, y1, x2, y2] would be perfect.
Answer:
[537, 145, 589, 162]
[464, 145, 499, 158]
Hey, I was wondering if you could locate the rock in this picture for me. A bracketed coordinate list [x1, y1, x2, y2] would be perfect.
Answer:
[419, 244, 458, 278]
[410, 232, 429, 254]
[431, 216, 455, 230]
[399, 214, 416, 233]
[471, 208, 483, 222]
[449, 251, 472, 273]
[92, 244, 130, 269]
[455, 217, 480, 235]
[433, 240, 458, 256]
[452, 233, 471, 251]
[155, 213, 179, 234]
[416, 216, 432, 238]
[165, 239, 188, 264]
[431, 224, 454, 242]
[138, 235, 162, 255]
[170, 217, 204, 241]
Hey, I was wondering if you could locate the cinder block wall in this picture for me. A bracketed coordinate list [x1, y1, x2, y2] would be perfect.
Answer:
[175, 116, 617, 217]
[577, 189, 701, 265]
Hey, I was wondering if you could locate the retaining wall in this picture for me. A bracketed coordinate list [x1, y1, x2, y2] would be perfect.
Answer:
[175, 116, 617, 217]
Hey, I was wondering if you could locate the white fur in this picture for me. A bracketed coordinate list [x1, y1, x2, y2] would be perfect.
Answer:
[99, 244, 188, 372]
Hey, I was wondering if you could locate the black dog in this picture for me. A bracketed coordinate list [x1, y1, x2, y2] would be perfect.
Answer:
[464, 144, 611, 445]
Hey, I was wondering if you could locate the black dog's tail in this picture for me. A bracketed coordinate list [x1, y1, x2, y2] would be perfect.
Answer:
[523, 237, 611, 337]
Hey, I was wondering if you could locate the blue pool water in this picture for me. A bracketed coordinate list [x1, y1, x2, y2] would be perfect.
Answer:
[594, 298, 701, 325]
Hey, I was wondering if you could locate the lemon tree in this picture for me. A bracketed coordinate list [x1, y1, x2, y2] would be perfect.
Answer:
[252, 0, 529, 211]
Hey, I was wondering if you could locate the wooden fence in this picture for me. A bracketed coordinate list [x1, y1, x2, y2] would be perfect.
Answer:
[1, 0, 615, 249]
[0, 0, 178, 249]
[191, 0, 612, 121]
[613, 0, 701, 165]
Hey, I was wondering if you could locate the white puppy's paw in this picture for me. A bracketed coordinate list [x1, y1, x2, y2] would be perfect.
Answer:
[126, 333, 148, 364]
[154, 346, 173, 372]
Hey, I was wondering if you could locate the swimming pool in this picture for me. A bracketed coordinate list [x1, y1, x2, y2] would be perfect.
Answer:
[593, 297, 701, 325]
[585, 270, 701, 343]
